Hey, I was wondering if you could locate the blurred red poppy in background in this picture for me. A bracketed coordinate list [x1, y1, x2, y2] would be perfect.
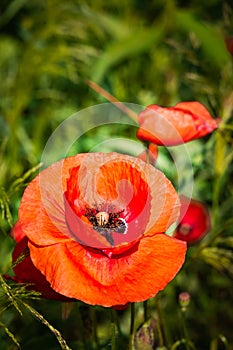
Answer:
[10, 152, 186, 307]
[173, 195, 211, 244]
[137, 101, 219, 146]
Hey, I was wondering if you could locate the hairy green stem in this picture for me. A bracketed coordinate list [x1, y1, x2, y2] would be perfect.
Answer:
[155, 298, 165, 347]
[90, 307, 99, 350]
[110, 308, 117, 350]
[180, 310, 191, 350]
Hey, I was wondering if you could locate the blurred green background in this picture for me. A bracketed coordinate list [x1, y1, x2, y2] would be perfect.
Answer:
[0, 0, 233, 349]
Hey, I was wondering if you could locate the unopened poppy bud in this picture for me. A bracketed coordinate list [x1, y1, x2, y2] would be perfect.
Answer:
[179, 292, 191, 311]
[133, 319, 156, 350]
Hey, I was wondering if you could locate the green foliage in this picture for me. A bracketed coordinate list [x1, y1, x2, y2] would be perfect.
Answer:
[0, 0, 233, 349]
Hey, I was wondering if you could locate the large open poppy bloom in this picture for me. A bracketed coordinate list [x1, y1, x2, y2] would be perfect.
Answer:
[173, 195, 211, 244]
[11, 153, 186, 307]
[137, 101, 219, 146]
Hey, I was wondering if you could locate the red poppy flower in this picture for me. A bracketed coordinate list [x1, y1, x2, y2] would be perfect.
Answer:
[11, 153, 186, 307]
[137, 101, 219, 146]
[173, 195, 211, 244]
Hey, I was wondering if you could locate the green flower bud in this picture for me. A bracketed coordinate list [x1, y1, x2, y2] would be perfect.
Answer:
[133, 319, 156, 350]
[179, 292, 191, 311]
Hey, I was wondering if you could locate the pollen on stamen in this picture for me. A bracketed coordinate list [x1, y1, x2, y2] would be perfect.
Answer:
[96, 212, 109, 226]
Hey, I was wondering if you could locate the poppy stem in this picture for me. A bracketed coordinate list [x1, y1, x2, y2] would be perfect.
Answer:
[155, 297, 166, 347]
[76, 306, 88, 350]
[143, 300, 148, 321]
[86, 79, 138, 122]
[129, 303, 135, 349]
[90, 307, 100, 350]
[180, 309, 192, 350]
[144, 142, 150, 164]
[110, 309, 117, 350]
[213, 131, 226, 226]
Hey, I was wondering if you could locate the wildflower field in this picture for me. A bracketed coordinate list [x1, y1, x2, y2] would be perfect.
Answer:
[0, 1, 233, 349]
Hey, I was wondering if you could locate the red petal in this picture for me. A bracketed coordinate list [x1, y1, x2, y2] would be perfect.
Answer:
[12, 236, 72, 301]
[28, 234, 186, 306]
[18, 155, 87, 246]
[10, 221, 25, 242]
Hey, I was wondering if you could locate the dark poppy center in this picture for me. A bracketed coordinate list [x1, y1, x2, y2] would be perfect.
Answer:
[84, 207, 128, 246]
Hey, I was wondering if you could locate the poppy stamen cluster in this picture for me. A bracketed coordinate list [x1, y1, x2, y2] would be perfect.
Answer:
[84, 207, 127, 246]
[176, 223, 192, 237]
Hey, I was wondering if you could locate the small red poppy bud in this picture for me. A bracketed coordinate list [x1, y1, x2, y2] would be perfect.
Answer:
[179, 292, 191, 312]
